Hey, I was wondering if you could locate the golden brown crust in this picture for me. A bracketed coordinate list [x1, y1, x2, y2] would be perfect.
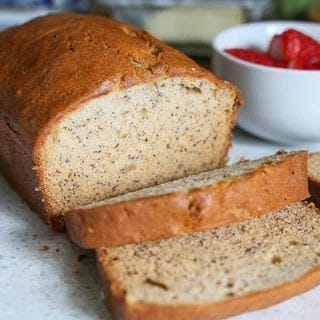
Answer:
[0, 115, 65, 229]
[0, 118, 48, 219]
[0, 13, 240, 230]
[66, 151, 309, 248]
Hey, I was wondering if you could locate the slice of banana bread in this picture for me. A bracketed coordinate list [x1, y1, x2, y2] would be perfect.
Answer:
[66, 150, 309, 248]
[308, 152, 320, 207]
[97, 201, 320, 320]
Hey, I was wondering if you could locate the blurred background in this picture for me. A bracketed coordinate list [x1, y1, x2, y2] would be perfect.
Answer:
[1, 0, 320, 65]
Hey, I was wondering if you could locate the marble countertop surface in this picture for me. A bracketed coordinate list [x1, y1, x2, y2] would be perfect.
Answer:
[1, 128, 319, 320]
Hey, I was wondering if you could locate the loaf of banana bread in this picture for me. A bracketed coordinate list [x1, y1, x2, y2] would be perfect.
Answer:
[0, 13, 241, 230]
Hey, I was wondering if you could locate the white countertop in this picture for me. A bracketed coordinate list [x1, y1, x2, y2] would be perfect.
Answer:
[0, 128, 319, 320]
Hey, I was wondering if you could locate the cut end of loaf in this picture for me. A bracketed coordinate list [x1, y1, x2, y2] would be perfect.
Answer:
[38, 77, 239, 218]
[98, 202, 320, 318]
[79, 150, 306, 208]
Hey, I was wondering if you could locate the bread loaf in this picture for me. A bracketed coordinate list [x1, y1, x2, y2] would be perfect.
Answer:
[0, 13, 241, 230]
[308, 152, 320, 207]
[66, 150, 309, 248]
[97, 201, 320, 320]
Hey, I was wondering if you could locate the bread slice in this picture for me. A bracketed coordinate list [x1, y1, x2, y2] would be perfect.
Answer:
[97, 201, 320, 320]
[65, 150, 309, 248]
[308, 152, 320, 207]
[0, 13, 241, 231]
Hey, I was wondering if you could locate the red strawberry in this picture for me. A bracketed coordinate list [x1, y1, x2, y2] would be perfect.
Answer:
[273, 60, 287, 68]
[288, 57, 307, 69]
[225, 48, 275, 67]
[310, 62, 320, 70]
[268, 35, 283, 61]
[289, 57, 320, 70]
[268, 28, 320, 64]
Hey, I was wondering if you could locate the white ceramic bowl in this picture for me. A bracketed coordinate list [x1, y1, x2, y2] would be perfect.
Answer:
[213, 21, 320, 145]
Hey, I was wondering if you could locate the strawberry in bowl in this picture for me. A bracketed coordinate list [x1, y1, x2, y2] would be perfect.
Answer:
[224, 28, 320, 70]
[213, 21, 320, 145]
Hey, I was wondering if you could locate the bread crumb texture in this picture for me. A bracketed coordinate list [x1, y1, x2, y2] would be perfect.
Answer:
[81, 150, 301, 208]
[42, 77, 236, 214]
[101, 202, 320, 304]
